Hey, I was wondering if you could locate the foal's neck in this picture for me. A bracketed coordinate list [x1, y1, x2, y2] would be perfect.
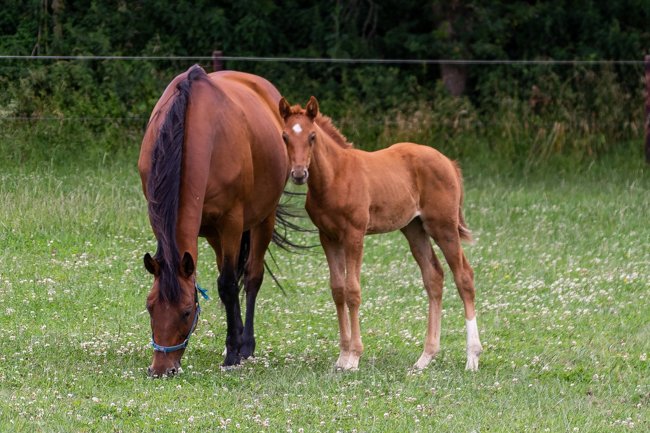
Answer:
[308, 126, 349, 194]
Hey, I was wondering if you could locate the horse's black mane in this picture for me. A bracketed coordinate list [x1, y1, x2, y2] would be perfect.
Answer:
[147, 64, 206, 302]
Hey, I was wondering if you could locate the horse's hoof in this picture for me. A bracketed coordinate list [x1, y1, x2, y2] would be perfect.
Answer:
[223, 351, 242, 367]
[239, 341, 256, 360]
[220, 363, 243, 372]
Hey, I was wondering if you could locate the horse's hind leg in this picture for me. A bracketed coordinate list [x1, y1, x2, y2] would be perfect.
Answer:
[401, 218, 445, 369]
[320, 233, 352, 370]
[425, 220, 482, 371]
[240, 214, 275, 360]
[209, 220, 246, 367]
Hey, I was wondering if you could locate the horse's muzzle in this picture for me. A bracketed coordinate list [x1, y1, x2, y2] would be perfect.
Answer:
[290, 166, 309, 185]
[147, 361, 181, 378]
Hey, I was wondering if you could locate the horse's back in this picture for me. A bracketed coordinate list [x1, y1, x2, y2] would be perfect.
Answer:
[140, 69, 288, 232]
[200, 71, 288, 226]
[207, 71, 285, 156]
[209, 71, 282, 116]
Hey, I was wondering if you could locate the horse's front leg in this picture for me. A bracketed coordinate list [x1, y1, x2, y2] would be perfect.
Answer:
[320, 233, 350, 370]
[342, 233, 365, 370]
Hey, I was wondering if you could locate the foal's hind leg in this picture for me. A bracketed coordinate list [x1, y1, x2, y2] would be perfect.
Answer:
[401, 219, 445, 370]
[240, 214, 275, 360]
[426, 220, 482, 371]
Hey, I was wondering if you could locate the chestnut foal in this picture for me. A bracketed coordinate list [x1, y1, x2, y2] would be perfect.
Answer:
[279, 96, 482, 371]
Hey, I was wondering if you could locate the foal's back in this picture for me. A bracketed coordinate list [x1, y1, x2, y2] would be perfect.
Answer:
[348, 142, 463, 234]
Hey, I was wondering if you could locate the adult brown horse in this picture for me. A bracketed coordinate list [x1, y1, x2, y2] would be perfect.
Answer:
[279, 96, 483, 371]
[138, 65, 290, 377]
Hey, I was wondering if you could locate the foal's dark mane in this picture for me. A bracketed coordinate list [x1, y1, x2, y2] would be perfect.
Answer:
[147, 64, 207, 302]
[287, 104, 353, 149]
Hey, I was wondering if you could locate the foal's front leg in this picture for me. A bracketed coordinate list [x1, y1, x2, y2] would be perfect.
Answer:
[342, 234, 365, 370]
[320, 234, 351, 369]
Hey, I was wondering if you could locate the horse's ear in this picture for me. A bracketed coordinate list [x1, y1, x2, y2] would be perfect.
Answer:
[180, 252, 195, 278]
[306, 96, 319, 120]
[143, 253, 160, 276]
[279, 97, 291, 120]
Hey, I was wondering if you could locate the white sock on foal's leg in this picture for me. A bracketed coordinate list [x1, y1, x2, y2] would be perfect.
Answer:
[465, 317, 482, 371]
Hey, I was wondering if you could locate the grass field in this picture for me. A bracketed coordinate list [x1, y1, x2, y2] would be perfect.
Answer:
[0, 150, 648, 432]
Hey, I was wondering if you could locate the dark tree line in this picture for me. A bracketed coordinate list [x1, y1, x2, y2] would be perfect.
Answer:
[0, 1, 648, 148]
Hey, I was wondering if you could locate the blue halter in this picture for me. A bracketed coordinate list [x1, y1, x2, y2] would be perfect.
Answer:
[151, 282, 209, 353]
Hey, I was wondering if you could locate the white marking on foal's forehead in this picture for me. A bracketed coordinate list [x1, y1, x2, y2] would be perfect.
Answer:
[292, 123, 303, 134]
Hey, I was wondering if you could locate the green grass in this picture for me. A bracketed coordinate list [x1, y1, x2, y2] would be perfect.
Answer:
[0, 151, 648, 432]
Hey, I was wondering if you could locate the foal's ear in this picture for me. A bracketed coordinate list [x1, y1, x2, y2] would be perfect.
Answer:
[143, 253, 160, 276]
[306, 96, 319, 120]
[279, 97, 291, 120]
[180, 252, 195, 278]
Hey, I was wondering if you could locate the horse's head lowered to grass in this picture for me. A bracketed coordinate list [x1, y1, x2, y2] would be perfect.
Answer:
[143, 252, 204, 377]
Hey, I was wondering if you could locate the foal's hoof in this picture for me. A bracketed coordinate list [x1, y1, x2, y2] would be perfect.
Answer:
[334, 356, 360, 371]
[465, 347, 482, 371]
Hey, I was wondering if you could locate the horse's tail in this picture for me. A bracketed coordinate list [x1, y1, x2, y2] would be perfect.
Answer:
[272, 196, 315, 252]
[147, 64, 207, 302]
[453, 161, 474, 244]
[257, 192, 317, 293]
[236, 200, 313, 293]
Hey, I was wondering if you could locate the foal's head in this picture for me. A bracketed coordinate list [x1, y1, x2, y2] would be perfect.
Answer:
[279, 96, 320, 185]
[143, 252, 199, 377]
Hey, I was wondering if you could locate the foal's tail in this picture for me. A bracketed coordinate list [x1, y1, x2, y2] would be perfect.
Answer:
[453, 161, 474, 244]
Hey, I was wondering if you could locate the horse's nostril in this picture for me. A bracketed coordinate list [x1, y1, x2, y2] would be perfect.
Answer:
[166, 367, 178, 376]
[147, 366, 153, 377]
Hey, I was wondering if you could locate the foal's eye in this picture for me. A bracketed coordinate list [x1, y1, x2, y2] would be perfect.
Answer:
[282, 132, 289, 143]
[308, 132, 316, 144]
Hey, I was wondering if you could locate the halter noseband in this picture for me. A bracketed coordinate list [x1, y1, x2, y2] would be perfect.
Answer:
[151, 282, 209, 353]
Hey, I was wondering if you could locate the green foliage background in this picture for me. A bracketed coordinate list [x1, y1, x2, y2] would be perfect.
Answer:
[0, 0, 648, 164]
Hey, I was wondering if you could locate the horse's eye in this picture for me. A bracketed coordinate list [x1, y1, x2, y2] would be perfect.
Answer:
[282, 132, 289, 143]
[308, 132, 316, 144]
[182, 310, 192, 320]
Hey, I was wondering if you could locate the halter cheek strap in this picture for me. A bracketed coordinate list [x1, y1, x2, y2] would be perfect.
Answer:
[151, 282, 210, 353]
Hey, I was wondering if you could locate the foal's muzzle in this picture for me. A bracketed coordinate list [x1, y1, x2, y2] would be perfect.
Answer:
[290, 166, 309, 185]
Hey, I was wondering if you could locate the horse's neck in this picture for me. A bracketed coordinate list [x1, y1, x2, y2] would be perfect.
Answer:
[308, 128, 348, 194]
[174, 136, 214, 261]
